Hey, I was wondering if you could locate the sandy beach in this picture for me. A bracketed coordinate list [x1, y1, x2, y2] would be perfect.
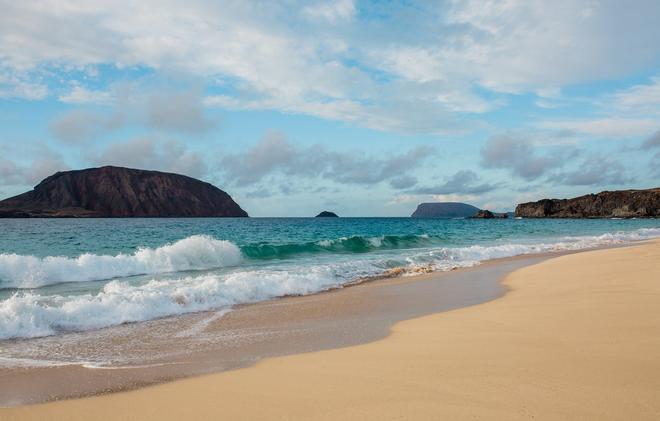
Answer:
[3, 240, 660, 420]
[1, 253, 540, 406]
[2, 1, 659, 419]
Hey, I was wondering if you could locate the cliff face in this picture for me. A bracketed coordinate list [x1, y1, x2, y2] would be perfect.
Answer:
[411, 202, 480, 218]
[0, 166, 248, 218]
[515, 188, 660, 218]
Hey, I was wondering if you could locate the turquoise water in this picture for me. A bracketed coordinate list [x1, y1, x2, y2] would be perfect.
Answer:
[1, 217, 659, 340]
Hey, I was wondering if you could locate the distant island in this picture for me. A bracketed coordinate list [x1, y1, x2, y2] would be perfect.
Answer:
[515, 188, 660, 218]
[411, 202, 481, 218]
[316, 211, 338, 217]
[0, 166, 248, 218]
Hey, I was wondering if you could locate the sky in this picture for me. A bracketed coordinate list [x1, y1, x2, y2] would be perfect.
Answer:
[0, 0, 659, 216]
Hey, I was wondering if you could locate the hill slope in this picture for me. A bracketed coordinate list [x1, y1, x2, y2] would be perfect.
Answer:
[0, 166, 248, 217]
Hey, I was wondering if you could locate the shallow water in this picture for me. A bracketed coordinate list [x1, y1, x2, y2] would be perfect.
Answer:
[1, 217, 659, 342]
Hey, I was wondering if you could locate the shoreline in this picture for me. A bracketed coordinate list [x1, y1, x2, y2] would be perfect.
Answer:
[0, 241, 653, 408]
[0, 248, 560, 407]
[3, 239, 658, 419]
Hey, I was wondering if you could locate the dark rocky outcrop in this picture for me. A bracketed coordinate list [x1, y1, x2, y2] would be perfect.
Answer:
[411, 202, 480, 218]
[0, 166, 248, 218]
[471, 210, 508, 219]
[515, 188, 660, 218]
[316, 211, 338, 217]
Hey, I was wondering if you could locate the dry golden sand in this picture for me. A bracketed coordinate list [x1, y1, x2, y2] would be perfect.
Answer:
[4, 241, 660, 420]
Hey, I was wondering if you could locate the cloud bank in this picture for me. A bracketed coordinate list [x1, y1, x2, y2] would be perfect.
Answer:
[480, 134, 571, 180]
[220, 131, 432, 189]
[409, 170, 497, 195]
[92, 137, 208, 179]
[2, 1, 660, 133]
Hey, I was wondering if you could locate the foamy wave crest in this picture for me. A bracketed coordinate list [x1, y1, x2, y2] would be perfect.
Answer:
[1, 227, 658, 340]
[0, 265, 352, 340]
[0, 235, 242, 289]
[403, 227, 660, 271]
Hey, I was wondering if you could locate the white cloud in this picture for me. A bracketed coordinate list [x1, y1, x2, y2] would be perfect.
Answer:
[389, 175, 417, 189]
[441, 0, 660, 93]
[610, 76, 660, 114]
[50, 88, 216, 142]
[302, 0, 356, 23]
[24, 156, 70, 185]
[642, 131, 660, 150]
[535, 99, 561, 109]
[537, 118, 659, 138]
[147, 90, 216, 133]
[374, 47, 444, 84]
[0, 67, 48, 100]
[0, 158, 22, 186]
[481, 134, 573, 180]
[1, 1, 659, 134]
[533, 75, 660, 138]
[59, 83, 113, 105]
[50, 109, 124, 144]
[409, 170, 497, 195]
[92, 137, 208, 179]
[429, 193, 481, 203]
[205, 93, 475, 135]
[0, 144, 69, 190]
[549, 156, 632, 186]
[219, 131, 433, 188]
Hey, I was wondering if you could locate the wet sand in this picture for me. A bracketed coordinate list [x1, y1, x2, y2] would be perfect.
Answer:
[0, 253, 548, 406]
[2, 241, 659, 420]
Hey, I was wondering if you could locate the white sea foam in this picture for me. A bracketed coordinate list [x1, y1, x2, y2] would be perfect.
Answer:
[0, 264, 351, 340]
[0, 355, 88, 368]
[402, 227, 660, 272]
[0, 235, 242, 289]
[0, 227, 659, 341]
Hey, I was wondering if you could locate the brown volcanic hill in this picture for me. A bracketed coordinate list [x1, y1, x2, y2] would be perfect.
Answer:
[0, 166, 248, 218]
[515, 188, 660, 218]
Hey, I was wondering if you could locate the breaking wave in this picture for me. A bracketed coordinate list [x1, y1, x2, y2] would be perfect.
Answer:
[0, 264, 355, 340]
[0, 227, 659, 340]
[0, 234, 436, 289]
[0, 235, 242, 289]
[241, 234, 434, 259]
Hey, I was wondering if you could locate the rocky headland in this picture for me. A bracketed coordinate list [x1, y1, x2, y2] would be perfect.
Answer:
[515, 188, 659, 218]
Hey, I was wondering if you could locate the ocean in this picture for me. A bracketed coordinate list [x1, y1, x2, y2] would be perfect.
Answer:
[1, 217, 659, 342]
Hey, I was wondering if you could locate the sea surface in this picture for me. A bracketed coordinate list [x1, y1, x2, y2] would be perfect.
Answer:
[1, 217, 659, 343]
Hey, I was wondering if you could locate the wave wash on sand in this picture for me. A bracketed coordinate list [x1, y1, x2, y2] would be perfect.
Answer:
[1, 228, 659, 340]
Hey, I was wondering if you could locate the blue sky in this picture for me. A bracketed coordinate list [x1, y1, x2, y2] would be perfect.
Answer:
[1, 0, 659, 216]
